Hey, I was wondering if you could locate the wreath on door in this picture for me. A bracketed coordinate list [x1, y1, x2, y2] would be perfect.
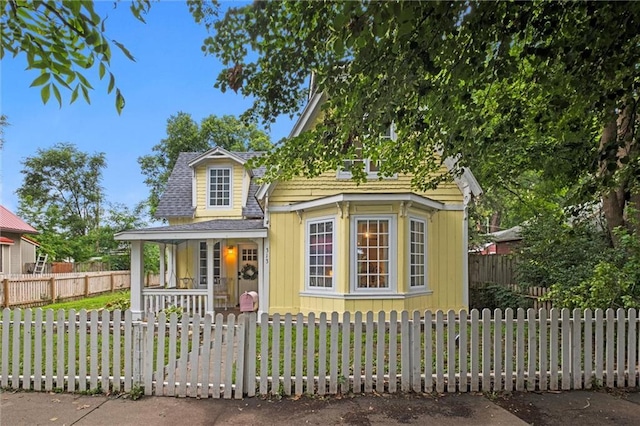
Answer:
[241, 263, 258, 280]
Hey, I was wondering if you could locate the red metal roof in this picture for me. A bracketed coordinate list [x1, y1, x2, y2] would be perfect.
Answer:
[0, 205, 38, 234]
[0, 236, 15, 245]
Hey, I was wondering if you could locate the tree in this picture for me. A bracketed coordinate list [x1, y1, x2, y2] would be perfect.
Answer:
[17, 143, 106, 261]
[199, 1, 640, 245]
[1, 0, 151, 113]
[138, 112, 272, 215]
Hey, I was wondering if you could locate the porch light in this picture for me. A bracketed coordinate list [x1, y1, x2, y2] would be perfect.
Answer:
[227, 245, 235, 254]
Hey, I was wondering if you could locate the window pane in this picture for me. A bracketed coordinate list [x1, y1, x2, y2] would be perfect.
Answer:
[308, 219, 334, 289]
[356, 219, 390, 289]
[410, 219, 426, 287]
[209, 168, 231, 207]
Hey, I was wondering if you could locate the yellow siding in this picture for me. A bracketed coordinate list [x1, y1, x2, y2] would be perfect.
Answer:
[193, 161, 246, 218]
[268, 212, 303, 313]
[269, 167, 463, 205]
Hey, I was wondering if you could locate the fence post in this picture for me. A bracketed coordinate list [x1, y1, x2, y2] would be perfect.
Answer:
[243, 312, 257, 397]
[49, 277, 56, 302]
[84, 275, 90, 297]
[2, 278, 9, 308]
[110, 273, 115, 293]
[132, 320, 144, 389]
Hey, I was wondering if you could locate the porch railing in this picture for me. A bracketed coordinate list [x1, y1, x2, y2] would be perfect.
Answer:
[142, 288, 208, 317]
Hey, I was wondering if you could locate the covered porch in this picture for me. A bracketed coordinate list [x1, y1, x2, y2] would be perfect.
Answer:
[115, 219, 268, 320]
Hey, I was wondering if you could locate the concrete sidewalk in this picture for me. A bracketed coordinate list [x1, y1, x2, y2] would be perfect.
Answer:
[1, 389, 639, 425]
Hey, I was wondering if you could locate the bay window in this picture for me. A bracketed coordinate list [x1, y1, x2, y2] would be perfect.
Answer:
[352, 216, 396, 291]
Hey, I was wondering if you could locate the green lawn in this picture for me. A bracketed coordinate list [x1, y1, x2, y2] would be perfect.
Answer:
[40, 290, 130, 311]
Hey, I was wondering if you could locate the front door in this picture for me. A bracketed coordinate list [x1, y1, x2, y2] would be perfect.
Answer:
[237, 243, 259, 296]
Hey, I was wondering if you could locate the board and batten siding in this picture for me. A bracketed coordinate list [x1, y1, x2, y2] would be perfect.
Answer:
[193, 161, 246, 218]
[268, 168, 463, 205]
[268, 203, 465, 316]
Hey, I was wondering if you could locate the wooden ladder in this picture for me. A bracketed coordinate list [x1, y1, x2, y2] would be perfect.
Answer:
[33, 253, 48, 274]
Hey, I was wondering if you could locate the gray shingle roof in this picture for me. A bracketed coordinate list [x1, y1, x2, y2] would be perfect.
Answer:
[138, 219, 265, 233]
[156, 151, 266, 219]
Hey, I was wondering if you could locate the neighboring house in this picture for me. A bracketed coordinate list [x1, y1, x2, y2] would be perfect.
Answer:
[0, 206, 39, 275]
[478, 226, 522, 255]
[116, 93, 482, 319]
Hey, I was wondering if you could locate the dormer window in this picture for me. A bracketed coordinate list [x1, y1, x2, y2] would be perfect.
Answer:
[337, 123, 396, 178]
[208, 167, 232, 208]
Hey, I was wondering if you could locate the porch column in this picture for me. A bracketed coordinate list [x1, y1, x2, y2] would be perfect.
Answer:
[130, 240, 145, 321]
[256, 238, 266, 316]
[159, 243, 166, 287]
[206, 238, 215, 316]
[167, 244, 176, 288]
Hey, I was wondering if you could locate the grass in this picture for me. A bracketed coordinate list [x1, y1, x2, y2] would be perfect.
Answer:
[40, 291, 130, 311]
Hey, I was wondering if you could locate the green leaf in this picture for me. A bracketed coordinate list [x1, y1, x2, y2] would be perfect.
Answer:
[113, 40, 136, 62]
[41, 83, 51, 104]
[81, 85, 91, 104]
[99, 62, 106, 79]
[70, 85, 80, 104]
[30, 73, 50, 87]
[107, 73, 115, 94]
[52, 84, 62, 107]
[115, 88, 125, 115]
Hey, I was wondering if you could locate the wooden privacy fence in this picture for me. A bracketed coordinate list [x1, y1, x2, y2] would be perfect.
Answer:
[0, 272, 131, 308]
[0, 308, 639, 399]
[469, 254, 518, 287]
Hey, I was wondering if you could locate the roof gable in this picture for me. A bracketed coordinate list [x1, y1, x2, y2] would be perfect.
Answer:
[0, 206, 38, 234]
[188, 146, 249, 169]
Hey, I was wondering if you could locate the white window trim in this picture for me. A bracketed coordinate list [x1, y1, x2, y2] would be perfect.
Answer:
[304, 216, 337, 293]
[207, 166, 233, 209]
[337, 123, 397, 180]
[408, 217, 428, 292]
[350, 214, 397, 294]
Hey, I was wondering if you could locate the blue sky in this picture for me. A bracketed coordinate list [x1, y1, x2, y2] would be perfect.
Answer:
[0, 1, 294, 215]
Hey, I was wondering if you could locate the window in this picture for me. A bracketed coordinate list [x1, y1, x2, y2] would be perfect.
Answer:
[353, 217, 395, 290]
[409, 218, 427, 288]
[307, 218, 335, 289]
[199, 241, 221, 285]
[208, 167, 232, 207]
[242, 248, 257, 261]
[338, 124, 396, 178]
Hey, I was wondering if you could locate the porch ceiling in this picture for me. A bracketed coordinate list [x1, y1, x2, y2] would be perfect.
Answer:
[114, 219, 267, 242]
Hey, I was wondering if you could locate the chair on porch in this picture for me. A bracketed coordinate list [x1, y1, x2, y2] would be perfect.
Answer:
[213, 277, 230, 310]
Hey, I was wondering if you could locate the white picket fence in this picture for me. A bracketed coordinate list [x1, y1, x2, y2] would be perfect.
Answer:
[1, 308, 639, 398]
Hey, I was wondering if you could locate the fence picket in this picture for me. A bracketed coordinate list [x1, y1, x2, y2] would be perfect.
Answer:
[378, 311, 387, 393]
[628, 309, 637, 388]
[101, 310, 111, 393]
[595, 309, 604, 386]
[245, 312, 257, 397]
[307, 312, 316, 394]
[123, 310, 132, 392]
[616, 308, 625, 388]
[458, 310, 467, 392]
[223, 314, 236, 399]
[67, 309, 75, 392]
[200, 313, 212, 398]
[492, 309, 502, 392]
[318, 313, 327, 395]
[388, 311, 397, 393]
[235, 314, 245, 399]
[364, 311, 374, 393]
[447, 310, 456, 393]
[538, 309, 548, 391]
[89, 310, 99, 391]
[353, 312, 362, 393]
[56, 310, 65, 390]
[22, 309, 33, 390]
[470, 309, 479, 392]
[11, 309, 21, 390]
[154, 312, 166, 396]
[436, 310, 445, 393]
[211, 313, 223, 398]
[481, 309, 491, 391]
[272, 313, 281, 395]
[330, 312, 340, 395]
[283, 313, 292, 396]
[189, 314, 201, 398]
[340, 312, 351, 395]
[296, 312, 305, 395]
[516, 308, 525, 391]
[561, 308, 571, 390]
[78, 310, 87, 392]
[33, 309, 43, 391]
[504, 308, 513, 392]
[44, 309, 54, 391]
[605, 309, 614, 388]
[424, 310, 433, 392]
[527, 308, 537, 390]
[400, 311, 409, 392]
[412, 311, 421, 392]
[260, 312, 269, 395]
[583, 309, 593, 389]
[572, 309, 582, 390]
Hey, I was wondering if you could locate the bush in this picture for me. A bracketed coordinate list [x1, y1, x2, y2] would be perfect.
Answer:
[470, 283, 532, 310]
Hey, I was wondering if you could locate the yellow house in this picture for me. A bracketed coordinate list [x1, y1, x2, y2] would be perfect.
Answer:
[116, 93, 481, 319]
